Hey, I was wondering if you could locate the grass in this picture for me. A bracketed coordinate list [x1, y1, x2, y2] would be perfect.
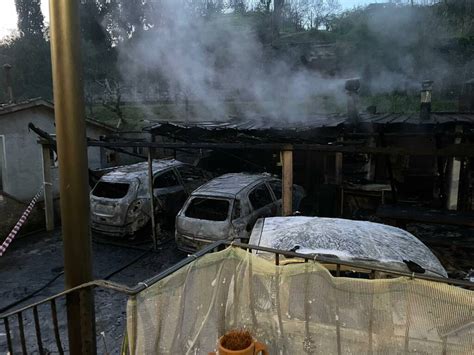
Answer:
[361, 94, 459, 113]
[89, 95, 460, 130]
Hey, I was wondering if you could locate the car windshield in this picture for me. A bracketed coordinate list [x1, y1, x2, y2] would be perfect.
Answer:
[185, 197, 230, 221]
[92, 181, 130, 199]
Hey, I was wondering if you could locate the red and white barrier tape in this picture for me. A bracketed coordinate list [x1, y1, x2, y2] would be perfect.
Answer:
[0, 187, 43, 256]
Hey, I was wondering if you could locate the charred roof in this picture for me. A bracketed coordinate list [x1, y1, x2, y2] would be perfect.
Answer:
[147, 111, 474, 144]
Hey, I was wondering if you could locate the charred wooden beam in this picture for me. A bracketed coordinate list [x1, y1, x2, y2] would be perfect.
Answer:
[281, 145, 293, 216]
[379, 132, 397, 203]
[434, 133, 447, 207]
[446, 125, 463, 210]
[30, 122, 146, 160]
[87, 141, 474, 157]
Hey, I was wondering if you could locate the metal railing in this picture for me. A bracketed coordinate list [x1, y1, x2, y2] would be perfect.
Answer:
[1, 240, 473, 354]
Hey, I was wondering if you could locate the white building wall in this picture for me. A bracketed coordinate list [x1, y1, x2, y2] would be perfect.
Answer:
[0, 108, 54, 200]
[0, 107, 112, 200]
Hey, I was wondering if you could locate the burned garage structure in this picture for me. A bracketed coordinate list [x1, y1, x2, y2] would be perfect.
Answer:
[2, 0, 474, 353]
[142, 80, 474, 224]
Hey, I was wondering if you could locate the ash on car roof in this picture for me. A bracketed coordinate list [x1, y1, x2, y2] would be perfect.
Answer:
[192, 173, 270, 197]
[101, 159, 184, 181]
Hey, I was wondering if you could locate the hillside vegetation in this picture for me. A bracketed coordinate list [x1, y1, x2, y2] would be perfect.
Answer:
[0, 1, 472, 129]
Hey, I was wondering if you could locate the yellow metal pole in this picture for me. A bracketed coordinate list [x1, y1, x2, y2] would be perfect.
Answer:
[282, 145, 293, 216]
[49, 1, 96, 354]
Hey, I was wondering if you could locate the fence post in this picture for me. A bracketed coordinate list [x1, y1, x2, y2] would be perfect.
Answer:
[148, 147, 157, 249]
[41, 144, 54, 231]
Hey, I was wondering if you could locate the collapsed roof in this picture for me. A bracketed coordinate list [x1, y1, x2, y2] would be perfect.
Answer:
[147, 111, 474, 144]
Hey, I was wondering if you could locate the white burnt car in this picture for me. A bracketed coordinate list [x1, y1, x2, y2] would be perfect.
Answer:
[90, 159, 210, 237]
[175, 173, 306, 253]
[249, 216, 448, 278]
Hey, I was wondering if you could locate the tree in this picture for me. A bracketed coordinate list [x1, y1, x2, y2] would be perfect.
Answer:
[80, 1, 119, 87]
[437, 0, 474, 36]
[260, 0, 272, 12]
[285, 0, 310, 30]
[308, 0, 341, 29]
[186, 0, 225, 17]
[228, 0, 247, 13]
[118, 0, 152, 37]
[282, 0, 341, 30]
[80, 0, 115, 46]
[0, 0, 51, 102]
[0, 35, 52, 101]
[15, 0, 44, 38]
[273, 0, 285, 36]
[97, 79, 125, 129]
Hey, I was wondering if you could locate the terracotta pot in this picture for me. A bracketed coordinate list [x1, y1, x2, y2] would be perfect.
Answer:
[209, 336, 269, 355]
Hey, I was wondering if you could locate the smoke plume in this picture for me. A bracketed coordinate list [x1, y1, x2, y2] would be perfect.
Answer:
[118, 0, 346, 122]
[116, 1, 471, 121]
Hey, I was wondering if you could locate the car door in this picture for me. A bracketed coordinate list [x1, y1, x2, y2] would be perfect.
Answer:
[230, 198, 249, 241]
[267, 179, 283, 215]
[268, 179, 306, 213]
[176, 165, 210, 194]
[245, 182, 277, 233]
[153, 169, 187, 217]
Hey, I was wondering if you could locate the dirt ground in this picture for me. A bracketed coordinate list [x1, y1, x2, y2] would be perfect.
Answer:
[0, 223, 472, 354]
[0, 230, 186, 354]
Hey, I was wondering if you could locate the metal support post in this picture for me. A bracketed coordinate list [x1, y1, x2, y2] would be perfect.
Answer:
[447, 125, 463, 210]
[41, 144, 54, 231]
[282, 145, 293, 216]
[148, 148, 157, 249]
[49, 0, 96, 353]
[366, 137, 376, 182]
[335, 137, 343, 185]
[379, 132, 398, 203]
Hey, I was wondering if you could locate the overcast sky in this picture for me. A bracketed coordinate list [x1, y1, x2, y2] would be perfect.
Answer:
[0, 0, 377, 39]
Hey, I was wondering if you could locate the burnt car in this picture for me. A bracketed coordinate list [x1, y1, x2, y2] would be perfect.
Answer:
[175, 173, 306, 253]
[249, 216, 448, 278]
[90, 159, 210, 237]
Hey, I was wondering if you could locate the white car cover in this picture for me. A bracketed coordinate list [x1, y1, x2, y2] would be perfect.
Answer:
[249, 216, 448, 277]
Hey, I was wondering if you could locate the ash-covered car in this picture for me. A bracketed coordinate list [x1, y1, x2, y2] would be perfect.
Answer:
[175, 173, 306, 253]
[90, 159, 210, 237]
[249, 216, 448, 278]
